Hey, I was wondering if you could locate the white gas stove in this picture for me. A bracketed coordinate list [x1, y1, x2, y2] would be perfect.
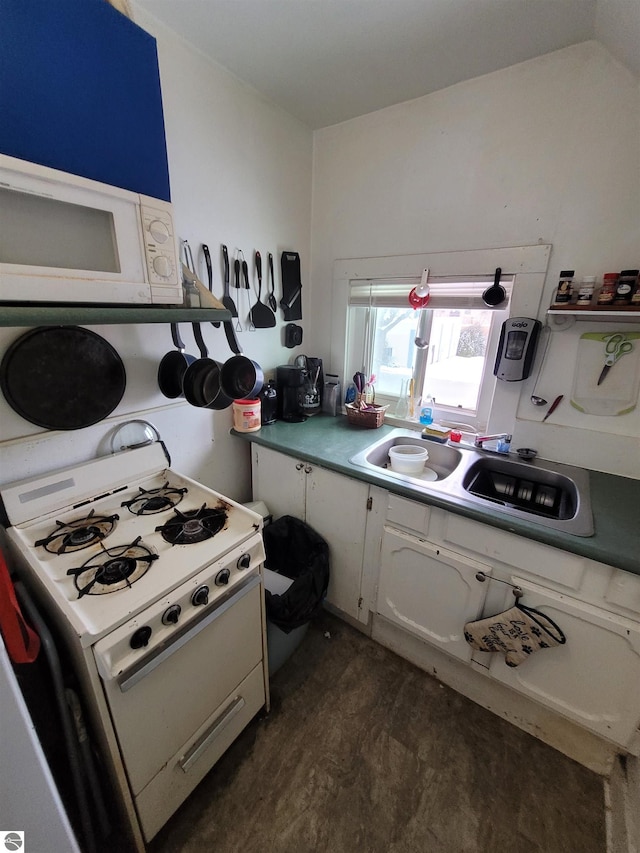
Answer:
[1, 443, 269, 849]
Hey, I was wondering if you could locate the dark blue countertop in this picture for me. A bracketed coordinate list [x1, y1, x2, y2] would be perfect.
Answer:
[233, 415, 639, 575]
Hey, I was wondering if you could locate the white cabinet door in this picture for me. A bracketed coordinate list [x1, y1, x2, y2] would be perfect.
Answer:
[251, 445, 373, 623]
[305, 465, 370, 621]
[377, 527, 492, 662]
[489, 577, 640, 745]
[251, 445, 306, 520]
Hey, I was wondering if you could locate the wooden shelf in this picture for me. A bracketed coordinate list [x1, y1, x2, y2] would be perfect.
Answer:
[0, 305, 232, 327]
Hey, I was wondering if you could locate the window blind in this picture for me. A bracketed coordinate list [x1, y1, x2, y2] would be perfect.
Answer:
[349, 275, 514, 310]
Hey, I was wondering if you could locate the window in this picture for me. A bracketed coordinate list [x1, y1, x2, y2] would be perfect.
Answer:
[348, 275, 512, 428]
[332, 246, 550, 434]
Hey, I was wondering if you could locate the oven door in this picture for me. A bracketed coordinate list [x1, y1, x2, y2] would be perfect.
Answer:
[93, 573, 265, 840]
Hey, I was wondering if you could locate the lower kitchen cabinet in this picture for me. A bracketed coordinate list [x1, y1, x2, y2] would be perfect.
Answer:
[487, 577, 640, 745]
[251, 445, 376, 622]
[377, 526, 493, 663]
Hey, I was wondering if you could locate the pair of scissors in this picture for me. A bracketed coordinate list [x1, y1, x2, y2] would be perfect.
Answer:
[597, 334, 633, 385]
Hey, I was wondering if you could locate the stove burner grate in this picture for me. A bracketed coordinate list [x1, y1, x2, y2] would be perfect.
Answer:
[121, 482, 188, 516]
[155, 503, 228, 545]
[35, 509, 119, 554]
[66, 537, 158, 597]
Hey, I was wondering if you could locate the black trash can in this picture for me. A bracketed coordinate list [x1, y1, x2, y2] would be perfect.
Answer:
[262, 515, 330, 674]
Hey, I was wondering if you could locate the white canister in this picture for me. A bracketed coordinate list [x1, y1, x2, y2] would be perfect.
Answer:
[232, 398, 261, 432]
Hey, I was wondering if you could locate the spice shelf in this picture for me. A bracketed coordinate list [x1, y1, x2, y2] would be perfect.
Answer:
[547, 307, 640, 328]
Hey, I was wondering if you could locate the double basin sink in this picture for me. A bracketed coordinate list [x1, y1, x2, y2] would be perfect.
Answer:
[349, 429, 593, 537]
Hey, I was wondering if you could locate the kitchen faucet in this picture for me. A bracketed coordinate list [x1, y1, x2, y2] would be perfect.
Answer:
[474, 433, 512, 454]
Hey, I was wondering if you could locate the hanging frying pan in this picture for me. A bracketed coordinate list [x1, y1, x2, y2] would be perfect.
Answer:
[220, 321, 264, 399]
[0, 326, 126, 430]
[157, 323, 196, 399]
[182, 323, 232, 410]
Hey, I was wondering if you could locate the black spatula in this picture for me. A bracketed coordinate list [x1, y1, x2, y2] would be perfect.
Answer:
[220, 244, 238, 319]
[249, 250, 276, 328]
[267, 252, 277, 312]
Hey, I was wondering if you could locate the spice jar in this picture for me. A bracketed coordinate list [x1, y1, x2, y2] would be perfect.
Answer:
[552, 270, 574, 305]
[614, 270, 639, 305]
[576, 276, 596, 305]
[597, 272, 619, 305]
[630, 273, 640, 305]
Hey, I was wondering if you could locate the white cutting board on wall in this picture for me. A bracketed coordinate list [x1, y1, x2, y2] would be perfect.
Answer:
[571, 332, 640, 416]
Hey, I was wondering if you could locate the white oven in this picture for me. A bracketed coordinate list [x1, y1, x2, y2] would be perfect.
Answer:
[0, 443, 269, 850]
[0, 153, 182, 305]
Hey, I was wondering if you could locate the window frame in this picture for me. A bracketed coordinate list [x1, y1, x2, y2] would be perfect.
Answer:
[331, 245, 551, 434]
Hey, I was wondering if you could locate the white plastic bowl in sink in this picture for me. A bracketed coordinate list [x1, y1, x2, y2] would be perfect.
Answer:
[388, 444, 429, 474]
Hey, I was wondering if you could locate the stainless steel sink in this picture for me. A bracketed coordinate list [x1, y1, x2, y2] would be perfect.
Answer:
[349, 428, 594, 536]
[349, 429, 463, 484]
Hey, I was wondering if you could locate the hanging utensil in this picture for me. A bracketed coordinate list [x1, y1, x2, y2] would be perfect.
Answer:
[241, 252, 255, 330]
[482, 267, 507, 307]
[249, 250, 276, 328]
[530, 324, 551, 405]
[267, 252, 277, 313]
[542, 394, 564, 422]
[201, 243, 220, 328]
[597, 334, 633, 385]
[221, 244, 238, 319]
[233, 254, 243, 331]
[157, 323, 196, 399]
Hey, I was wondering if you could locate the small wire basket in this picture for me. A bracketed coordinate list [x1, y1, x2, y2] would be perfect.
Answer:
[345, 399, 388, 429]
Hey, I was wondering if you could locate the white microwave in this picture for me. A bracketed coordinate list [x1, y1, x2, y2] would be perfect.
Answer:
[0, 154, 182, 305]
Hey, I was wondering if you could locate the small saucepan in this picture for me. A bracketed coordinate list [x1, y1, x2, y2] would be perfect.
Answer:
[220, 321, 264, 399]
[182, 324, 232, 410]
[158, 323, 197, 399]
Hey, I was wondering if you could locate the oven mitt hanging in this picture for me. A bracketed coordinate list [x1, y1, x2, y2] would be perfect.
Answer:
[464, 602, 566, 667]
[280, 251, 302, 321]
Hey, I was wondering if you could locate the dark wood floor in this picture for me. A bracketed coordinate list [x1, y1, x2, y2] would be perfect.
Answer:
[150, 611, 607, 853]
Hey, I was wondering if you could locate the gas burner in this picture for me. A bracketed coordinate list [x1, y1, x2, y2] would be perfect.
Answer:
[156, 504, 228, 545]
[35, 510, 119, 554]
[66, 537, 158, 597]
[121, 482, 188, 516]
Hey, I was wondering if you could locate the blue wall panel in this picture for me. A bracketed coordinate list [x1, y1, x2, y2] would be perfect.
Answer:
[0, 0, 171, 201]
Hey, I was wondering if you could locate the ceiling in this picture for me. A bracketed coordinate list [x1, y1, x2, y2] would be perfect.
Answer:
[135, 0, 640, 129]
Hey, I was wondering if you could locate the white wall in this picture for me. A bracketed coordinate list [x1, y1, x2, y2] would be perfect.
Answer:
[309, 41, 640, 478]
[0, 5, 313, 499]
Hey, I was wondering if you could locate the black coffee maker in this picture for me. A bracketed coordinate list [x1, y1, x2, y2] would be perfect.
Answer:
[276, 365, 306, 422]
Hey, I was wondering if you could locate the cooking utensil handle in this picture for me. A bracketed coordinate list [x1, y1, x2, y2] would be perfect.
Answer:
[268, 252, 275, 293]
[242, 259, 250, 289]
[223, 320, 243, 354]
[170, 322, 186, 352]
[202, 243, 220, 328]
[202, 244, 212, 290]
[255, 250, 262, 296]
[114, 575, 260, 692]
[222, 244, 230, 296]
[183, 239, 195, 273]
[192, 323, 208, 358]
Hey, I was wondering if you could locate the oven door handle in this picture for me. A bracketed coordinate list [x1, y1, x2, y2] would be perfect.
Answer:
[116, 574, 261, 693]
[179, 694, 246, 774]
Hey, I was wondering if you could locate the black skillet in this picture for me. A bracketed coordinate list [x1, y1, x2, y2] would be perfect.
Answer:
[0, 326, 125, 430]
[157, 323, 196, 399]
[182, 324, 232, 410]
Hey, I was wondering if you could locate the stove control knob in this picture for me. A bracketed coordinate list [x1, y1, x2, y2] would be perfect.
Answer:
[130, 626, 152, 649]
[162, 605, 182, 626]
[215, 568, 231, 586]
[237, 553, 251, 571]
[192, 585, 209, 607]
